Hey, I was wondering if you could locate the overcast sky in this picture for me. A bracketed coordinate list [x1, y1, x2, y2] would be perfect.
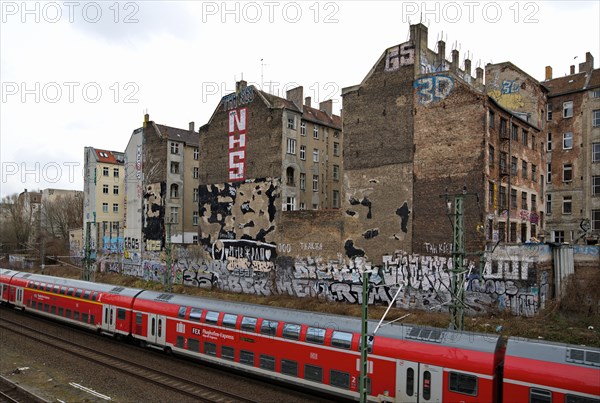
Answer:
[1, 0, 598, 198]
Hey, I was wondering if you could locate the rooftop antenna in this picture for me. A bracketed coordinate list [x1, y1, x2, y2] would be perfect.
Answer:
[261, 58, 268, 90]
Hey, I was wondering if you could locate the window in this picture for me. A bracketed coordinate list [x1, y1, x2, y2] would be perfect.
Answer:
[204, 342, 217, 356]
[423, 371, 432, 400]
[331, 331, 352, 349]
[488, 109, 495, 128]
[547, 103, 553, 121]
[313, 149, 319, 162]
[304, 364, 323, 383]
[299, 202, 305, 210]
[330, 370, 350, 389]
[112, 203, 119, 213]
[547, 163, 551, 183]
[284, 197, 296, 211]
[313, 126, 319, 139]
[407, 367, 415, 396]
[170, 184, 179, 198]
[188, 338, 200, 352]
[511, 156, 518, 175]
[449, 372, 478, 396]
[488, 182, 494, 207]
[170, 162, 180, 174]
[113, 185, 119, 195]
[259, 355, 276, 371]
[593, 90, 600, 99]
[282, 323, 301, 340]
[488, 145, 495, 168]
[563, 196, 572, 214]
[530, 388, 552, 403]
[193, 188, 199, 202]
[170, 142, 179, 154]
[189, 308, 202, 322]
[281, 360, 298, 377]
[260, 320, 278, 336]
[113, 168, 119, 177]
[333, 165, 340, 181]
[287, 116, 296, 130]
[192, 211, 199, 226]
[593, 176, 600, 195]
[592, 210, 600, 231]
[565, 395, 600, 403]
[312, 175, 319, 191]
[594, 143, 600, 162]
[192, 235, 198, 244]
[563, 132, 573, 149]
[241, 317, 257, 332]
[532, 164, 537, 182]
[563, 101, 573, 118]
[499, 186, 507, 209]
[193, 167, 199, 179]
[222, 314, 237, 328]
[102, 203, 108, 213]
[286, 167, 295, 185]
[500, 152, 507, 173]
[511, 124, 519, 141]
[593, 110, 600, 127]
[306, 327, 326, 344]
[170, 207, 179, 223]
[193, 147, 199, 160]
[300, 121, 306, 135]
[511, 188, 517, 209]
[553, 230, 565, 243]
[522, 160, 528, 179]
[300, 145, 306, 160]
[286, 138, 296, 154]
[240, 350, 254, 366]
[103, 167, 109, 176]
[500, 118, 507, 137]
[299, 173, 306, 190]
[563, 163, 573, 182]
[221, 346, 235, 360]
[522, 129, 528, 146]
[103, 184, 109, 194]
[547, 133, 552, 151]
[117, 308, 126, 321]
[521, 191, 528, 210]
[204, 311, 219, 324]
[546, 194, 552, 215]
[333, 142, 340, 156]
[332, 190, 340, 208]
[531, 194, 537, 211]
[532, 134, 537, 150]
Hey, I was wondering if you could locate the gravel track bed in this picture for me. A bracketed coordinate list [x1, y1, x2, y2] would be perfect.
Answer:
[0, 307, 334, 402]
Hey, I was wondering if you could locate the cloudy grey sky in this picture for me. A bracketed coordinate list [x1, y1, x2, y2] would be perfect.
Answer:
[1, 0, 598, 197]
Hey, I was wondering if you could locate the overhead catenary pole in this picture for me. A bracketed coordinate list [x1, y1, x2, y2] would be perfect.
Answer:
[83, 221, 95, 281]
[164, 221, 172, 292]
[451, 195, 465, 331]
[358, 257, 369, 403]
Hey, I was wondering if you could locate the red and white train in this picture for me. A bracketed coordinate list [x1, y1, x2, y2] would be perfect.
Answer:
[1, 268, 598, 402]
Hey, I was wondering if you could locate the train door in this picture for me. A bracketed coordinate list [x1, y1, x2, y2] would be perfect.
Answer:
[396, 360, 443, 403]
[14, 287, 24, 307]
[102, 305, 116, 332]
[147, 314, 167, 346]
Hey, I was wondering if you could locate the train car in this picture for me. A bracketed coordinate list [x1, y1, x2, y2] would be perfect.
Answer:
[0, 268, 20, 303]
[6, 271, 143, 336]
[131, 289, 504, 402]
[503, 337, 600, 403]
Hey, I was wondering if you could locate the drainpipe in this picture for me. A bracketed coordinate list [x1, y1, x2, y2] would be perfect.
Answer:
[507, 116, 512, 243]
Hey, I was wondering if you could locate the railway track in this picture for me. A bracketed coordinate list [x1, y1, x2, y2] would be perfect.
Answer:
[0, 375, 48, 403]
[0, 316, 261, 403]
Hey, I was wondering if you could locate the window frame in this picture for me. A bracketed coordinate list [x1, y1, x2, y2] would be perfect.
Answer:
[448, 371, 478, 397]
[563, 101, 573, 118]
[563, 132, 573, 150]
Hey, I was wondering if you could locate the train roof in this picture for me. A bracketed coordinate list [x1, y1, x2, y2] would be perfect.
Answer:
[11, 271, 144, 298]
[137, 290, 500, 353]
[506, 336, 600, 369]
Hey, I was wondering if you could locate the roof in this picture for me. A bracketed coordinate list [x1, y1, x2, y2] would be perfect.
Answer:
[543, 68, 600, 96]
[89, 148, 124, 165]
[506, 336, 600, 369]
[155, 123, 199, 146]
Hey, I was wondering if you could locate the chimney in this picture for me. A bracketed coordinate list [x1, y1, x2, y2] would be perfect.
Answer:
[464, 59, 471, 76]
[578, 52, 594, 73]
[236, 80, 247, 92]
[305, 97, 311, 107]
[570, 65, 575, 75]
[437, 40, 446, 65]
[143, 113, 149, 128]
[475, 67, 484, 84]
[286, 86, 303, 113]
[451, 49, 459, 72]
[545, 66, 553, 80]
[189, 121, 195, 132]
[319, 100, 333, 117]
[409, 23, 428, 53]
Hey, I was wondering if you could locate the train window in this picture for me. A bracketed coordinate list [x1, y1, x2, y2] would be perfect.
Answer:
[189, 308, 202, 322]
[222, 314, 238, 329]
[67, 288, 74, 296]
[204, 342, 217, 356]
[73, 311, 80, 321]
[136, 313, 143, 325]
[304, 364, 323, 383]
[281, 360, 298, 377]
[240, 350, 254, 366]
[359, 335, 374, 353]
[330, 370, 350, 389]
[75, 289, 82, 298]
[44, 304, 50, 312]
[151, 318, 155, 336]
[221, 346, 235, 361]
[188, 338, 200, 353]
[241, 317, 257, 332]
[260, 320, 278, 336]
[117, 308, 126, 321]
[205, 311, 219, 324]
[51, 306, 56, 314]
[423, 371, 431, 400]
[58, 307, 64, 316]
[34, 282, 40, 289]
[530, 388, 552, 403]
[565, 395, 600, 403]
[407, 368, 415, 396]
[91, 292, 98, 301]
[90, 315, 95, 324]
[282, 323, 301, 340]
[449, 372, 478, 396]
[306, 327, 326, 344]
[45, 284, 52, 292]
[331, 331, 353, 349]
[59, 287, 66, 295]
[66, 309, 71, 318]
[53, 285, 60, 293]
[259, 355, 276, 371]
[40, 283, 46, 290]
[176, 336, 185, 348]
[177, 306, 187, 319]
[83, 291, 91, 300]
[82, 313, 89, 323]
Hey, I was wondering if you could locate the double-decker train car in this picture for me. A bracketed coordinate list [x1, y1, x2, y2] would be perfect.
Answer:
[1, 269, 599, 403]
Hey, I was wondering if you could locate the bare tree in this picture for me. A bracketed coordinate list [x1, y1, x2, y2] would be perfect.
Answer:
[41, 194, 83, 240]
[0, 192, 39, 252]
